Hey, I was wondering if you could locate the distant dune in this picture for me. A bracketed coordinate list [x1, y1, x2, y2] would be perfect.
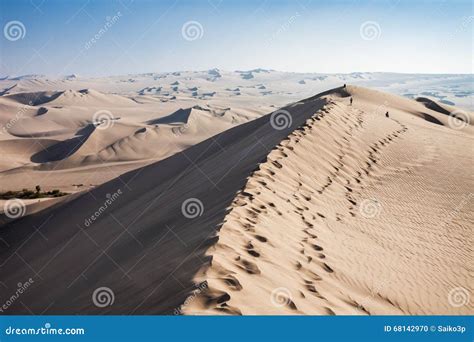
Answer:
[0, 71, 471, 194]
[0, 86, 471, 315]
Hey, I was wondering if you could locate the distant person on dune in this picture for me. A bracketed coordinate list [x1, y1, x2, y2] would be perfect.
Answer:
[385, 111, 389, 118]
[343, 83, 346, 88]
[350, 97, 353, 106]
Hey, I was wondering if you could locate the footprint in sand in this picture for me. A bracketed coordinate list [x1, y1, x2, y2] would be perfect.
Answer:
[312, 244, 324, 251]
[235, 256, 261, 274]
[202, 289, 242, 315]
[322, 263, 334, 273]
[220, 275, 243, 291]
[245, 241, 261, 257]
[254, 234, 268, 242]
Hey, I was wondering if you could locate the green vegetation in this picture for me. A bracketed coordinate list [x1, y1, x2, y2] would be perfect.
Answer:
[0, 186, 67, 200]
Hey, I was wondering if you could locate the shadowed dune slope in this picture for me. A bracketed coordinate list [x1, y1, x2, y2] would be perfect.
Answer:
[0, 87, 327, 314]
[0, 86, 472, 315]
[186, 88, 473, 315]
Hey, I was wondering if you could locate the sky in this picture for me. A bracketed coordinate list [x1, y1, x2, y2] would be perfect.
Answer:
[0, 0, 472, 77]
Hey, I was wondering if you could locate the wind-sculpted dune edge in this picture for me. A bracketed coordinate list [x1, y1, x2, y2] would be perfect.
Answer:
[0, 86, 472, 316]
[0, 86, 328, 314]
[184, 86, 473, 315]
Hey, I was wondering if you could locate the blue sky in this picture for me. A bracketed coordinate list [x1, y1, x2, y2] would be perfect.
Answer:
[0, 0, 472, 77]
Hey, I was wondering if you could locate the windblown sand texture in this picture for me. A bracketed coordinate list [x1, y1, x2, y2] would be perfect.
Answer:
[0, 85, 472, 315]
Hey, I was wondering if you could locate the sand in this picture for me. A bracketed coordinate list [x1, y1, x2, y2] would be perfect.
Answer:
[0, 84, 472, 315]
[0, 71, 471, 195]
[185, 87, 473, 315]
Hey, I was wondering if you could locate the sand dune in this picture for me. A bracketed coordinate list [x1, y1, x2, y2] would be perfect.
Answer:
[36, 107, 235, 168]
[0, 86, 471, 315]
[46, 89, 137, 107]
[186, 87, 473, 315]
[1, 71, 472, 110]
[0, 138, 58, 170]
[2, 91, 64, 106]
[0, 86, 260, 191]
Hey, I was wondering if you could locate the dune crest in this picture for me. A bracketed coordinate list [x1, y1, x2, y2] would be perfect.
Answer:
[0, 86, 472, 316]
[184, 86, 473, 315]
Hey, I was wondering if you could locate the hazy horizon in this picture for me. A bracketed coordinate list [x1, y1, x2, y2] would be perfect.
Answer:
[2, 68, 474, 80]
[1, 0, 472, 77]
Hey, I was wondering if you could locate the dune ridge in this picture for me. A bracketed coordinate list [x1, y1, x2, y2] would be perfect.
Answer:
[186, 88, 473, 315]
[0, 88, 327, 314]
[0, 86, 472, 315]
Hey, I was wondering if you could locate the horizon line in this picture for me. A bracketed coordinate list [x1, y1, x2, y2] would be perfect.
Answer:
[2, 69, 473, 80]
